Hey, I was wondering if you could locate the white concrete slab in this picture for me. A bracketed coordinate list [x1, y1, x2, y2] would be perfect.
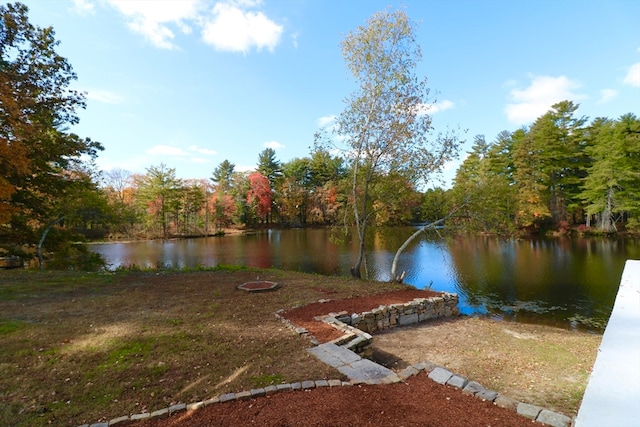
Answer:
[575, 259, 640, 427]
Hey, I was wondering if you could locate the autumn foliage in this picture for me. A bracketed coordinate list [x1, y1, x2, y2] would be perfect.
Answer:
[246, 172, 272, 222]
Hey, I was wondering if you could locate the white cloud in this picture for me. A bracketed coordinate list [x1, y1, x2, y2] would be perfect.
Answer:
[417, 100, 455, 115]
[72, 0, 95, 15]
[504, 75, 585, 125]
[623, 63, 640, 87]
[107, 0, 202, 49]
[201, 2, 283, 53]
[103, 0, 283, 53]
[188, 145, 217, 156]
[236, 164, 256, 172]
[264, 140, 284, 149]
[597, 89, 618, 104]
[85, 89, 125, 104]
[317, 115, 336, 127]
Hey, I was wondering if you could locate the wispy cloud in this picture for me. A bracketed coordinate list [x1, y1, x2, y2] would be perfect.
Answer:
[71, 0, 95, 15]
[147, 144, 189, 156]
[188, 145, 217, 156]
[264, 140, 284, 149]
[416, 100, 455, 115]
[623, 63, 640, 87]
[106, 0, 202, 49]
[504, 74, 585, 125]
[201, 2, 283, 53]
[85, 89, 125, 104]
[317, 115, 336, 127]
[597, 88, 618, 104]
[189, 157, 211, 164]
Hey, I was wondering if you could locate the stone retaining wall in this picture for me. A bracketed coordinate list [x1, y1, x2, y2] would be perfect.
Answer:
[280, 292, 460, 358]
[331, 292, 460, 334]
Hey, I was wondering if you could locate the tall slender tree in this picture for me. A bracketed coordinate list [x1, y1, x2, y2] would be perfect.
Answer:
[211, 160, 236, 232]
[318, 8, 460, 278]
[135, 163, 182, 239]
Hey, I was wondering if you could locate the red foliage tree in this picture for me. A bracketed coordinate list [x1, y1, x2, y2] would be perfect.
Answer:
[246, 172, 272, 222]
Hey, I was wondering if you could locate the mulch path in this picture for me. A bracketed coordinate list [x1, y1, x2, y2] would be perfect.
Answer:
[135, 289, 538, 427]
[281, 289, 443, 342]
[137, 372, 535, 427]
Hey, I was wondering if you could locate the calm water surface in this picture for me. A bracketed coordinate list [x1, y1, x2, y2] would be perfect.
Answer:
[91, 228, 640, 329]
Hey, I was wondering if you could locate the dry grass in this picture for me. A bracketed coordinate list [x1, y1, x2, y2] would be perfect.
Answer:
[373, 316, 602, 417]
[0, 268, 602, 425]
[0, 268, 405, 426]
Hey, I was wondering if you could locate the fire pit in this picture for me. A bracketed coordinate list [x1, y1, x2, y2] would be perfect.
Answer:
[237, 280, 280, 293]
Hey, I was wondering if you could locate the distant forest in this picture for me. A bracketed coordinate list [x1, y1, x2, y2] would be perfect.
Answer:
[89, 100, 639, 240]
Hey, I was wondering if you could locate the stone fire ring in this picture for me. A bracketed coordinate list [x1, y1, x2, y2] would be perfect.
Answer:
[237, 281, 280, 293]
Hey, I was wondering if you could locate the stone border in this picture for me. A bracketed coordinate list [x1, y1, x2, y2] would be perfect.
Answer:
[77, 360, 571, 427]
[236, 280, 280, 292]
[79, 294, 572, 427]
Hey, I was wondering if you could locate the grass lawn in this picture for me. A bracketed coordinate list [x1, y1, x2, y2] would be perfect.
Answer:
[0, 267, 406, 426]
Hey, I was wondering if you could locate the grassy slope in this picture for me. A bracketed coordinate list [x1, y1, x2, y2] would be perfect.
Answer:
[0, 268, 405, 426]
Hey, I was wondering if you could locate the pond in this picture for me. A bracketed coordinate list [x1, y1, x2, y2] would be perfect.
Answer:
[90, 228, 640, 330]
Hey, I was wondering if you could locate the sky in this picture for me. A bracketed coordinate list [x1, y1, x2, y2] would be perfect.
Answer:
[21, 0, 640, 186]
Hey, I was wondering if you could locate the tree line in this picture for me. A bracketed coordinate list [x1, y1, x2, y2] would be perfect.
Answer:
[445, 101, 639, 235]
[99, 99, 639, 244]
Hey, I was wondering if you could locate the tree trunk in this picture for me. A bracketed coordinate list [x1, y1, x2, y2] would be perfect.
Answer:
[389, 218, 444, 282]
[38, 216, 65, 269]
[350, 219, 367, 279]
[389, 203, 465, 282]
[597, 187, 617, 233]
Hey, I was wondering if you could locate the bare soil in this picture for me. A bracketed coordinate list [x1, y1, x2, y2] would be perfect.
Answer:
[138, 372, 536, 427]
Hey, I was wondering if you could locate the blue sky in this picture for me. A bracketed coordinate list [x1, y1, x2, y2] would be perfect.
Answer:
[23, 0, 640, 186]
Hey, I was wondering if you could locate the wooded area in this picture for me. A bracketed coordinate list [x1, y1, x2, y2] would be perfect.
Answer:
[1, 3, 638, 270]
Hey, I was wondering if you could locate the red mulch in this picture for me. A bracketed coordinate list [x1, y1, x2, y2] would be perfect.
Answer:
[281, 289, 443, 342]
[134, 289, 537, 427]
[137, 372, 535, 427]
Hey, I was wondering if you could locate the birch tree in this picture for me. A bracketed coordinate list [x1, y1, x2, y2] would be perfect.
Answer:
[317, 8, 460, 278]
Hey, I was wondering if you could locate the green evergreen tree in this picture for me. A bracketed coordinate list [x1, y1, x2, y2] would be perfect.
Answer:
[135, 163, 182, 239]
[526, 101, 588, 225]
[581, 114, 640, 232]
[512, 127, 550, 229]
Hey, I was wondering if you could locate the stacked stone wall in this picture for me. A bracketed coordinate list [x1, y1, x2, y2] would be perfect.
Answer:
[319, 292, 460, 358]
[328, 292, 459, 333]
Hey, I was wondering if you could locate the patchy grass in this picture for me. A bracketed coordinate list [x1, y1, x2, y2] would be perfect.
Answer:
[373, 316, 602, 417]
[0, 268, 405, 426]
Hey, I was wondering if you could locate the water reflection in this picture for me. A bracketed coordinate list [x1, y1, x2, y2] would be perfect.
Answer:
[91, 229, 640, 329]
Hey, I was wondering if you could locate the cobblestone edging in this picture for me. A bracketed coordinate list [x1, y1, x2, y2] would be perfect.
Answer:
[78, 359, 572, 427]
[79, 294, 571, 427]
